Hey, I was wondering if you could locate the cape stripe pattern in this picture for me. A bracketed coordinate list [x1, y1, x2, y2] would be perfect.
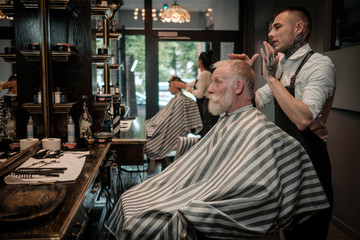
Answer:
[105, 106, 329, 239]
[145, 94, 203, 160]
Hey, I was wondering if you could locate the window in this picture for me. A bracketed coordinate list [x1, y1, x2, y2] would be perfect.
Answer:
[125, 35, 146, 117]
[158, 41, 210, 107]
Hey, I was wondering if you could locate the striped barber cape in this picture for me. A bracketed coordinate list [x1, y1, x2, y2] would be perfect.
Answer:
[105, 105, 330, 240]
[145, 93, 203, 160]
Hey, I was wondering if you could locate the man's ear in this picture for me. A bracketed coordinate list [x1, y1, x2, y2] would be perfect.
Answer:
[295, 21, 305, 36]
[234, 80, 244, 95]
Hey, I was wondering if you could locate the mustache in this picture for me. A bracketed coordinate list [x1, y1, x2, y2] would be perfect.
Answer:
[208, 93, 220, 103]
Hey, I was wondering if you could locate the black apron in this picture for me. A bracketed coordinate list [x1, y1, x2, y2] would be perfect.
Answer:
[276, 52, 334, 239]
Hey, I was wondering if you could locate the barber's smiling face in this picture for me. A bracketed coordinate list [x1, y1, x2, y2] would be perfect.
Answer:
[207, 65, 233, 115]
[268, 11, 297, 52]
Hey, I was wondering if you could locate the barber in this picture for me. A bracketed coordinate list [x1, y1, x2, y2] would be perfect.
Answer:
[230, 6, 335, 240]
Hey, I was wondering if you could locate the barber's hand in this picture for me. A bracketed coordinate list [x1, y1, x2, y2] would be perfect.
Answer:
[172, 81, 186, 89]
[228, 53, 259, 67]
[260, 41, 278, 82]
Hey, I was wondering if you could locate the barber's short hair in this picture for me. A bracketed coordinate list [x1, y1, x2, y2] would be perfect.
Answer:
[212, 60, 255, 99]
[274, 6, 312, 42]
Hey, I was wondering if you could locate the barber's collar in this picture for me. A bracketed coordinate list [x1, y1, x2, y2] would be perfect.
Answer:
[220, 104, 253, 118]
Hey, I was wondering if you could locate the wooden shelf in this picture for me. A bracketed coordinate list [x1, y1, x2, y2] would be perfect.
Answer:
[91, 54, 111, 63]
[23, 102, 76, 114]
[0, 53, 16, 64]
[0, 3, 14, 16]
[52, 51, 78, 61]
[91, 6, 111, 18]
[96, 63, 122, 70]
[95, 32, 122, 40]
[21, 0, 79, 16]
[20, 50, 77, 62]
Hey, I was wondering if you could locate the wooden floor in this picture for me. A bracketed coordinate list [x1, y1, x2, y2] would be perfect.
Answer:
[112, 160, 354, 240]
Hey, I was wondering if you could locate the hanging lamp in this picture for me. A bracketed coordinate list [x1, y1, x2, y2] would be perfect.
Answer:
[160, 1, 190, 23]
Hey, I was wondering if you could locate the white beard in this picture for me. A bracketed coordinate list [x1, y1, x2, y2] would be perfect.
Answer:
[208, 88, 233, 116]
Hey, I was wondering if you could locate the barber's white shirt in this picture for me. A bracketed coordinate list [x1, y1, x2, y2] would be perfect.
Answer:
[256, 44, 336, 140]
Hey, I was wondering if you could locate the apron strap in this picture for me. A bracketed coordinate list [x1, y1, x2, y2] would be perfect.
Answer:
[289, 50, 315, 89]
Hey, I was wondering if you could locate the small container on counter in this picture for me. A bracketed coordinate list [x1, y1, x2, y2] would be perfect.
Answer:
[94, 132, 112, 147]
[9, 142, 20, 151]
[95, 94, 112, 102]
[62, 142, 77, 150]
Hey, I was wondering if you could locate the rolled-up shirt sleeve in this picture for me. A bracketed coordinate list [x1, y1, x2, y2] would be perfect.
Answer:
[300, 56, 335, 120]
[255, 83, 274, 109]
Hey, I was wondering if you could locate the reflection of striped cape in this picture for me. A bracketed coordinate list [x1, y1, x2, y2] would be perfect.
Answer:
[105, 106, 329, 240]
[145, 94, 203, 160]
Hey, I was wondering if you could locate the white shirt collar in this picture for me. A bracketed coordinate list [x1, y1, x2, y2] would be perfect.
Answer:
[281, 43, 312, 65]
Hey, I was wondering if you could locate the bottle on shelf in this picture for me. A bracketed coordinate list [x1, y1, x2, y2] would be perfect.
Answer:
[111, 20, 117, 32]
[33, 88, 38, 103]
[4, 98, 16, 140]
[97, 20, 102, 33]
[102, 103, 113, 133]
[79, 95, 92, 141]
[67, 116, 75, 143]
[61, 88, 67, 103]
[110, 85, 115, 95]
[27, 116, 34, 138]
[55, 87, 61, 104]
[97, 83, 100, 94]
[115, 83, 120, 95]
[38, 87, 42, 104]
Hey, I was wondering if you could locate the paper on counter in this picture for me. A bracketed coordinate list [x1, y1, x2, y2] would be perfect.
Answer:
[4, 151, 89, 185]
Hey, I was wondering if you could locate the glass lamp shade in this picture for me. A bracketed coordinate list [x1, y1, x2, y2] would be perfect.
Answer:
[161, 3, 190, 23]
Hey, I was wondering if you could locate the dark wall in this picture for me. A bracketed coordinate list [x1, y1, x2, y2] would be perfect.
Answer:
[246, 0, 360, 238]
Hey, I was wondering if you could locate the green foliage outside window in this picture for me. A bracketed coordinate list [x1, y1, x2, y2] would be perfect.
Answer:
[125, 35, 199, 94]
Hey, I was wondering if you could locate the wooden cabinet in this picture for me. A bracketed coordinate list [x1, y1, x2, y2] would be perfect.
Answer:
[91, 4, 122, 96]
[12, 0, 92, 140]
[1, 1, 122, 140]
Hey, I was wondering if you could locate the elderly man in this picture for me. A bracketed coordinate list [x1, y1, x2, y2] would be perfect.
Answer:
[105, 60, 329, 240]
[145, 76, 203, 172]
